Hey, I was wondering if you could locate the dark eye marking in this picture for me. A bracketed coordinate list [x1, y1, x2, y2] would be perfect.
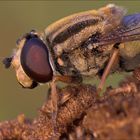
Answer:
[20, 37, 53, 83]
[53, 18, 100, 45]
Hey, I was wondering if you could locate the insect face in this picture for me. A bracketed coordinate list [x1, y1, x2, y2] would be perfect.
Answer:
[3, 31, 54, 88]
[20, 33, 53, 83]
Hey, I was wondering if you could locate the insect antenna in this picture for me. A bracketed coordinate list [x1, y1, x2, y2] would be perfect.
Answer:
[2, 56, 13, 68]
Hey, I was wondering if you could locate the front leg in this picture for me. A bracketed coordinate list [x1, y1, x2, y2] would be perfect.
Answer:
[50, 78, 58, 137]
[50, 75, 82, 137]
[50, 75, 82, 110]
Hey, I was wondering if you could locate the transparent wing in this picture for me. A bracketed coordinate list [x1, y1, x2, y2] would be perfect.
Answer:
[95, 13, 140, 47]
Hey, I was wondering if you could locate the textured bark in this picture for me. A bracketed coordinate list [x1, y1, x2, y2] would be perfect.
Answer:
[0, 74, 140, 140]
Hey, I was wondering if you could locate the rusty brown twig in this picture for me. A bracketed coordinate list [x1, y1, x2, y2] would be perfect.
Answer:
[0, 74, 140, 140]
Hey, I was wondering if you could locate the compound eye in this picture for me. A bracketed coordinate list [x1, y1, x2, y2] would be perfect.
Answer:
[20, 37, 53, 83]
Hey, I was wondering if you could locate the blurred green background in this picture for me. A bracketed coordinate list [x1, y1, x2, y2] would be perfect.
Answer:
[0, 1, 139, 121]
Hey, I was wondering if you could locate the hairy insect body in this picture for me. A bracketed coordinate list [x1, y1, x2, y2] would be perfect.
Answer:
[3, 4, 140, 88]
[45, 4, 124, 77]
[51, 42, 114, 77]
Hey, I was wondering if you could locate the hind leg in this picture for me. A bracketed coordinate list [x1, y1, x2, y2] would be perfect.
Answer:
[98, 47, 119, 93]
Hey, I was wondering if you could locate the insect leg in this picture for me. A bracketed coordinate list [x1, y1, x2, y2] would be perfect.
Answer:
[98, 47, 119, 93]
[54, 75, 82, 84]
[50, 79, 58, 137]
[49, 75, 82, 137]
[54, 75, 82, 104]
[50, 75, 81, 112]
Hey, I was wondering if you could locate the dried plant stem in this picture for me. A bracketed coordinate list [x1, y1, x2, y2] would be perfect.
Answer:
[0, 74, 140, 140]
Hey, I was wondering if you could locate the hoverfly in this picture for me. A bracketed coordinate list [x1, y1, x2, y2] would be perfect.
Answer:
[3, 4, 140, 133]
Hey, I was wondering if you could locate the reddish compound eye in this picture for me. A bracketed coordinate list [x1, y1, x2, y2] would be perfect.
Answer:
[20, 37, 53, 83]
